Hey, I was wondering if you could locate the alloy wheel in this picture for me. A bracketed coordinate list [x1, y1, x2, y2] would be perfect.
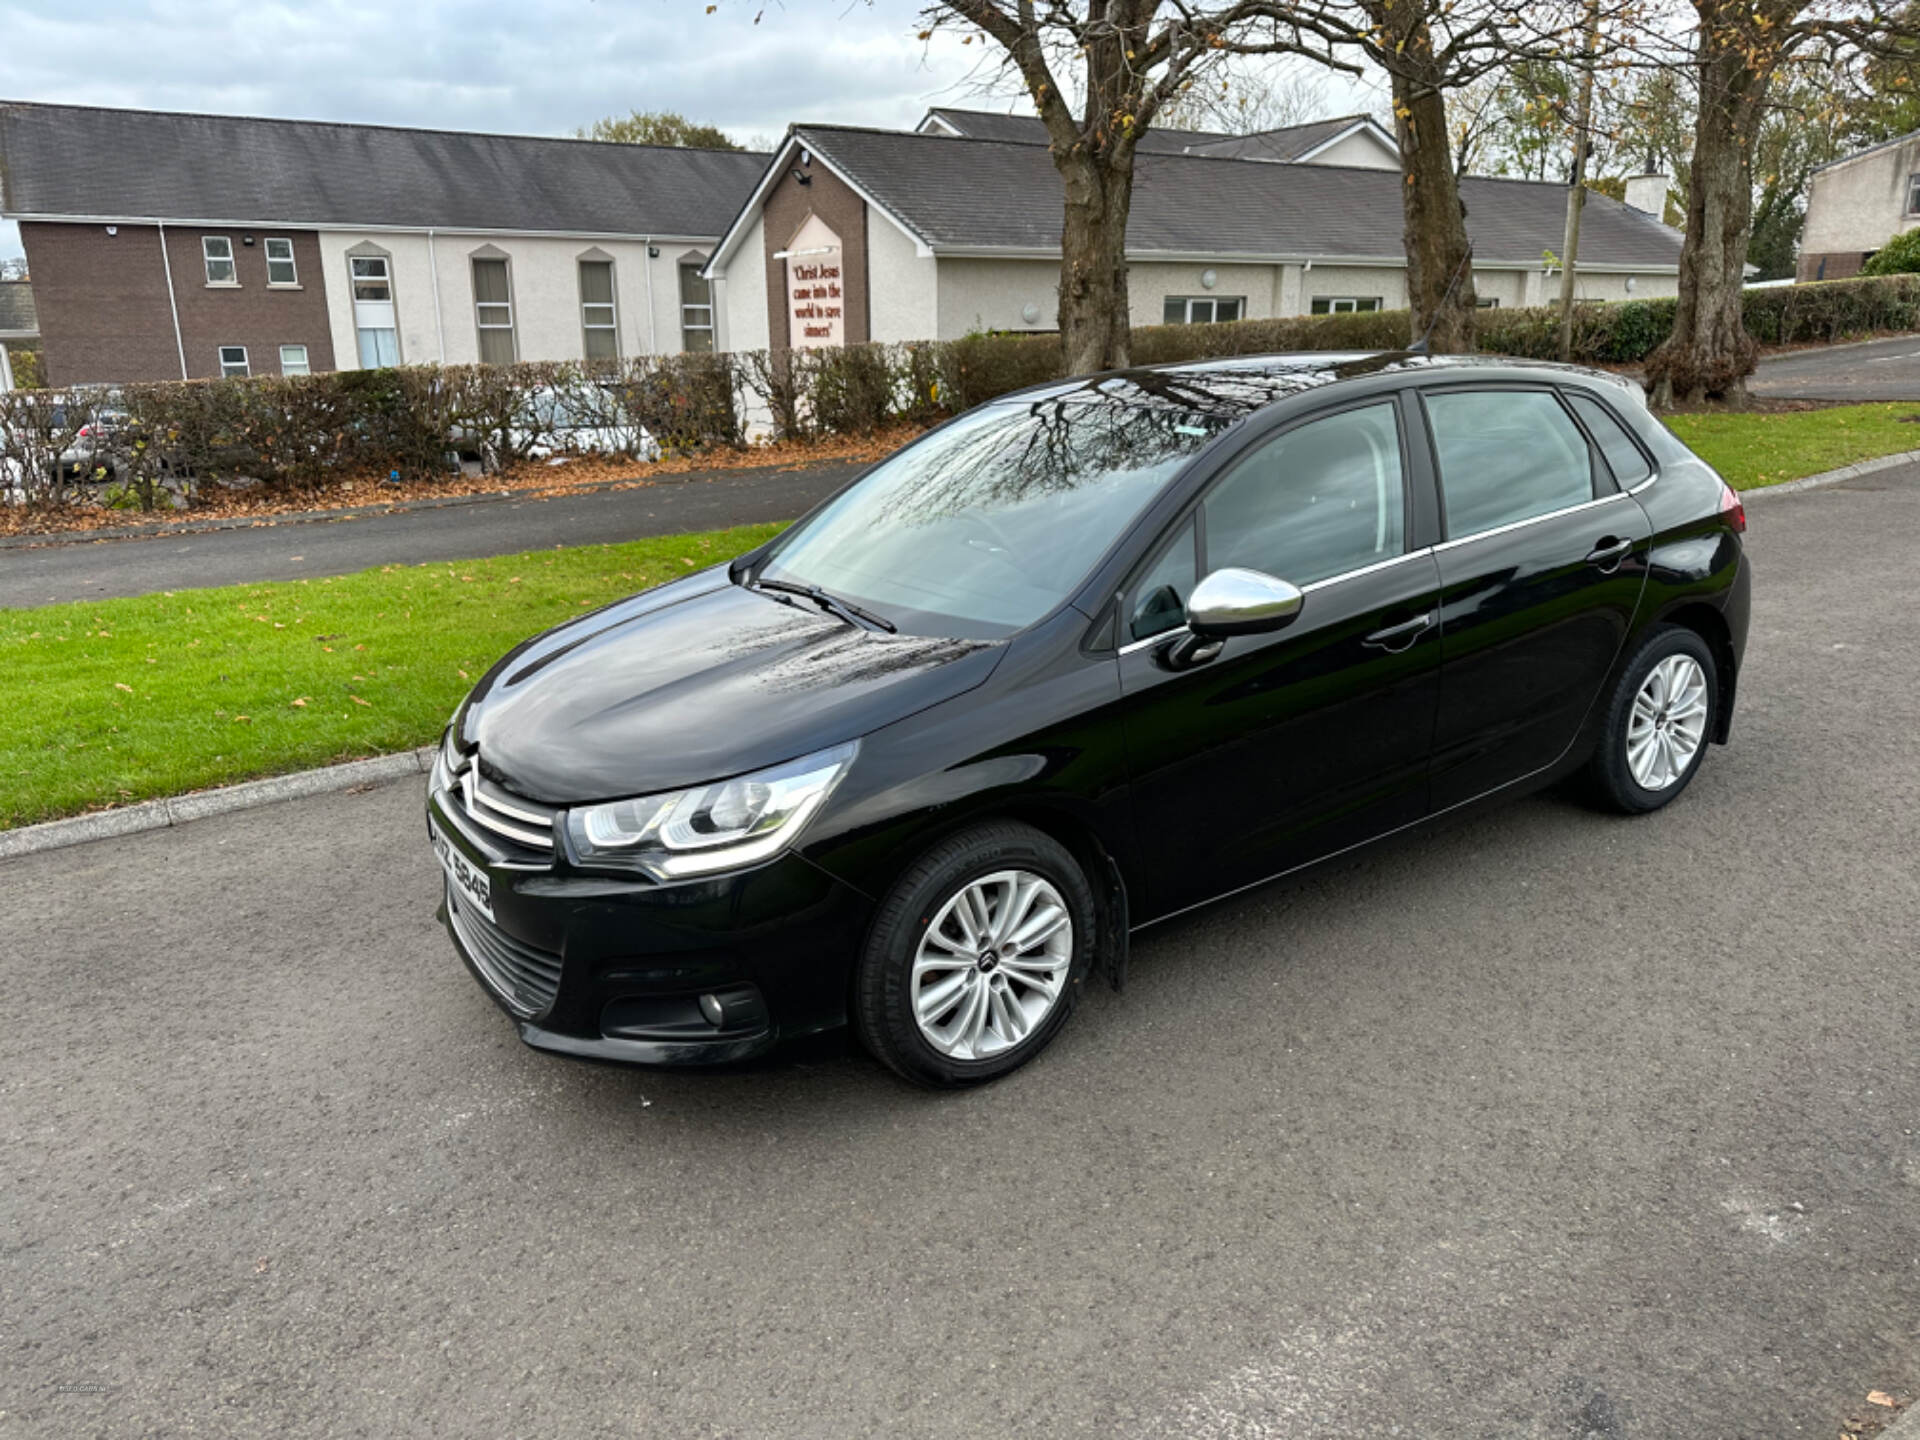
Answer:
[1626, 654, 1709, 792]
[910, 869, 1073, 1060]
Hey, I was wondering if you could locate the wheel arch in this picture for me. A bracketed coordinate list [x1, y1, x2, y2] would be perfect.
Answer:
[1656, 600, 1737, 743]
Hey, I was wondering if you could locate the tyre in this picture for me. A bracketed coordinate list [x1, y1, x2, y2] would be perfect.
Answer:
[1586, 624, 1719, 814]
[854, 821, 1097, 1088]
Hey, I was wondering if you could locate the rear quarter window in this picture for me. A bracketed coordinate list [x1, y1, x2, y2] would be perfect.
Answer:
[1565, 391, 1653, 487]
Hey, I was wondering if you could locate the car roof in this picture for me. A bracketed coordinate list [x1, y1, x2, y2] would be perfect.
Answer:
[991, 351, 1640, 423]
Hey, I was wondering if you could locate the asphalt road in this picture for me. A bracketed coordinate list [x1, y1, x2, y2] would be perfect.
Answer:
[1750, 333, 1920, 402]
[0, 459, 862, 610]
[4, 467, 1919, 1439]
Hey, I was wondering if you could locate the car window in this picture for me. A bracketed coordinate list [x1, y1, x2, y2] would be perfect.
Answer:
[1201, 402, 1406, 586]
[1425, 390, 1595, 538]
[1565, 392, 1652, 488]
[759, 396, 1228, 637]
[1129, 517, 1198, 641]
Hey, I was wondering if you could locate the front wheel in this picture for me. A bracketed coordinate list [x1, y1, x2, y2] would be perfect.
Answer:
[854, 821, 1096, 1088]
[1585, 624, 1719, 814]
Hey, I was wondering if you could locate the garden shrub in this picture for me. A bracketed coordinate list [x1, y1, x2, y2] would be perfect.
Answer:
[7, 272, 1919, 512]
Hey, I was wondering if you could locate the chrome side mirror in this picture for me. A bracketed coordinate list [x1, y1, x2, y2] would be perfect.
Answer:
[1186, 567, 1304, 639]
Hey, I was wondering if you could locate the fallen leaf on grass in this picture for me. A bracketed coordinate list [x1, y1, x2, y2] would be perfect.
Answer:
[350, 695, 371, 707]
[290, 698, 309, 708]
[233, 715, 251, 723]
[114, 682, 133, 693]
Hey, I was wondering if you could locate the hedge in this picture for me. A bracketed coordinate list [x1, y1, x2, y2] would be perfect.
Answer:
[5, 272, 1916, 511]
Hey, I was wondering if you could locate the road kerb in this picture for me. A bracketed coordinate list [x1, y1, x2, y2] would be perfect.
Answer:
[1742, 448, 1920, 499]
[0, 747, 436, 861]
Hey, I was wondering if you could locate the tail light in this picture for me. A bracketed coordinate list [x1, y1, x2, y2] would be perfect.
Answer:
[1717, 480, 1746, 534]
[76, 423, 94, 439]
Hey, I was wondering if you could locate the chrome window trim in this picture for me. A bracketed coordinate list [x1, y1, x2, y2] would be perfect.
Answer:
[1117, 545, 1437, 657]
[1431, 489, 1631, 554]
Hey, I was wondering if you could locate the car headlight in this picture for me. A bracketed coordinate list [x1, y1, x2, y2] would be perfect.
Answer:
[564, 742, 857, 880]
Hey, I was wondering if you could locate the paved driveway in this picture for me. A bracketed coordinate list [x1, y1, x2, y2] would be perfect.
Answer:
[0, 459, 862, 610]
[1750, 333, 1920, 402]
[3, 467, 1917, 1438]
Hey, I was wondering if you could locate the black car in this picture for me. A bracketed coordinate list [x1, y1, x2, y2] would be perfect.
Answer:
[428, 353, 1750, 1087]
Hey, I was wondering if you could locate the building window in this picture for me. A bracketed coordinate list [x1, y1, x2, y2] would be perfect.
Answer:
[579, 259, 619, 360]
[265, 238, 298, 286]
[217, 345, 250, 378]
[1908, 173, 1920, 215]
[1476, 297, 1501, 309]
[279, 344, 310, 376]
[680, 263, 714, 352]
[1162, 297, 1244, 324]
[1309, 297, 1383, 314]
[349, 254, 400, 367]
[203, 236, 237, 285]
[472, 257, 517, 365]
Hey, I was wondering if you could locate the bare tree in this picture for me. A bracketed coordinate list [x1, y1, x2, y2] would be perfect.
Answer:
[923, 3, 1357, 373]
[1159, 56, 1333, 132]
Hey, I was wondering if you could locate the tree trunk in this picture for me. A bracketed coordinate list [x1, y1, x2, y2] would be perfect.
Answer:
[1645, 9, 1771, 407]
[1054, 148, 1136, 374]
[1386, 42, 1478, 352]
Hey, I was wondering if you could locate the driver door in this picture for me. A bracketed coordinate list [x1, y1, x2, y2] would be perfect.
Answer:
[1118, 397, 1444, 919]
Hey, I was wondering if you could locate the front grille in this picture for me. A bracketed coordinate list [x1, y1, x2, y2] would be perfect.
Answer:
[444, 748, 558, 856]
[447, 882, 563, 1017]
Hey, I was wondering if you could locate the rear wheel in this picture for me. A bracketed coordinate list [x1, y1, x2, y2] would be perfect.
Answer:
[854, 821, 1096, 1088]
[1586, 624, 1718, 814]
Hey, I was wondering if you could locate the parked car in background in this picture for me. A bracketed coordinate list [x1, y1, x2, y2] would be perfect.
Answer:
[451, 384, 659, 471]
[426, 352, 1751, 1087]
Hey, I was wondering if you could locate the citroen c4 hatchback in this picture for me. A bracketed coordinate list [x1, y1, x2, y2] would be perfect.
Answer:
[427, 353, 1751, 1087]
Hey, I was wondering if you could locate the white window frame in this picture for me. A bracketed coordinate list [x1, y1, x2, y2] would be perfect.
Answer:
[1163, 296, 1244, 325]
[203, 235, 237, 286]
[579, 259, 620, 360]
[1908, 173, 1920, 216]
[217, 345, 250, 378]
[1476, 297, 1501, 309]
[279, 344, 310, 376]
[350, 254, 392, 301]
[1310, 296, 1384, 314]
[264, 237, 298, 286]
[679, 262, 714, 352]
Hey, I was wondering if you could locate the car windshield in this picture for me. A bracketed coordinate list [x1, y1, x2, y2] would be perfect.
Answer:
[753, 392, 1227, 637]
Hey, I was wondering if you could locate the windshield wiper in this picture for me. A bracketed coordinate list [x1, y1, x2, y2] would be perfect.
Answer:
[750, 577, 897, 634]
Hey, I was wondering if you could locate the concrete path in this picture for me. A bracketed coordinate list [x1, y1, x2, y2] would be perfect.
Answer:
[0, 458, 862, 610]
[2, 463, 1916, 1437]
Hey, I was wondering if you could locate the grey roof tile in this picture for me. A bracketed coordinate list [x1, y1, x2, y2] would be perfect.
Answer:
[0, 101, 768, 237]
[1182, 115, 1389, 162]
[799, 125, 1683, 268]
[921, 107, 1225, 154]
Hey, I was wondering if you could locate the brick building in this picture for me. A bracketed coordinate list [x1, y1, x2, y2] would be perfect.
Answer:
[0, 101, 768, 387]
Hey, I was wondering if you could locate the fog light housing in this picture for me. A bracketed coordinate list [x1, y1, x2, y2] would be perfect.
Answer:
[698, 992, 726, 1026]
[697, 986, 767, 1031]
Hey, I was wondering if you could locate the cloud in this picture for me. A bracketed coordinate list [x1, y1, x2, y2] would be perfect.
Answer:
[0, 0, 1000, 256]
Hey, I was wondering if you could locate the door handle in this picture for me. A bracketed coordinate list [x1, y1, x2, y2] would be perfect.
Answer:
[1362, 612, 1434, 652]
[1586, 536, 1635, 571]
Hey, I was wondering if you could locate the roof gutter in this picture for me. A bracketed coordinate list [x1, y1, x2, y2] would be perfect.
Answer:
[0, 212, 719, 246]
[923, 244, 1680, 273]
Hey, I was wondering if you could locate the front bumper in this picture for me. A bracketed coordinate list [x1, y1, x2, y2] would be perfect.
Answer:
[427, 784, 874, 1067]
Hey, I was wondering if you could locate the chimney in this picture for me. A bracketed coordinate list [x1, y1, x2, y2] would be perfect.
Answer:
[1624, 171, 1672, 223]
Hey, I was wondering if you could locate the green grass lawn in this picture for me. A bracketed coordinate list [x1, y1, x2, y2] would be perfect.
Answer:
[1665, 402, 1920, 490]
[1, 522, 783, 828]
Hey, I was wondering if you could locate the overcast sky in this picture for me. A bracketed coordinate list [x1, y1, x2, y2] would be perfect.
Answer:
[0, 0, 1375, 262]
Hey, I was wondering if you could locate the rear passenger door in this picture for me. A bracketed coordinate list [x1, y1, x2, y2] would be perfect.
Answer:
[1420, 385, 1652, 810]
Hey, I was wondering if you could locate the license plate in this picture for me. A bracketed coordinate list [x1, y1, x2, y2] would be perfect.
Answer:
[432, 820, 494, 922]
